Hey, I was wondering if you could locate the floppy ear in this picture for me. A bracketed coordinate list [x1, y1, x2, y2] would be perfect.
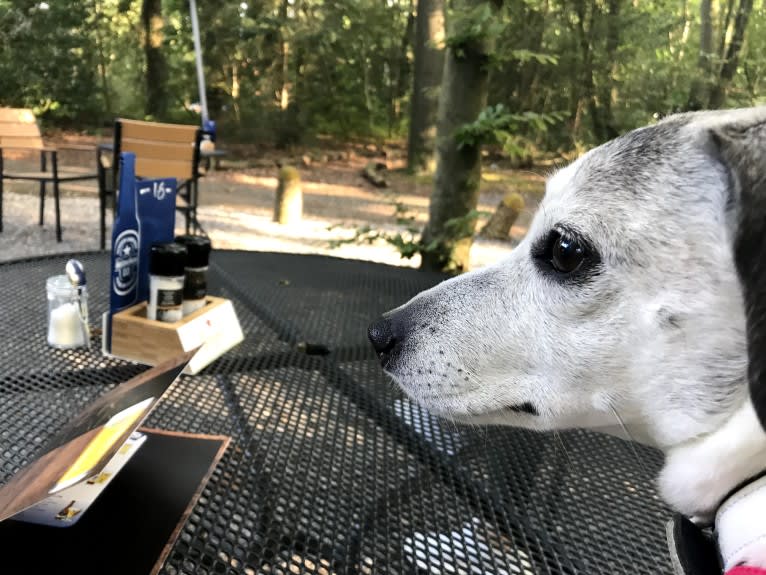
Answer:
[710, 108, 766, 430]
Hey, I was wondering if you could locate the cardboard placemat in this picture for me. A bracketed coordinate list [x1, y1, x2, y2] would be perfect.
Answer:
[0, 429, 229, 575]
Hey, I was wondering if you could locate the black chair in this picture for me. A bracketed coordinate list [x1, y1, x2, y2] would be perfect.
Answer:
[0, 107, 102, 242]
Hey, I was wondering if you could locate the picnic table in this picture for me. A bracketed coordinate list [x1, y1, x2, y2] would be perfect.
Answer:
[0, 250, 674, 574]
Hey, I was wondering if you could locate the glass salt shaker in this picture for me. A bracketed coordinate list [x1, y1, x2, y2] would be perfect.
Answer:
[47, 275, 88, 349]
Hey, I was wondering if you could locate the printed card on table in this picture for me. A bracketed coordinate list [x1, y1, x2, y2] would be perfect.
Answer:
[0, 351, 195, 526]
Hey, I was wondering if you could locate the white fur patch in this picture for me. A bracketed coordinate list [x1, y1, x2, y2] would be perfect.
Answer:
[659, 400, 766, 518]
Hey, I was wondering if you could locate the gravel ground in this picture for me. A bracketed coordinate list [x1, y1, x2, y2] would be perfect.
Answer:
[0, 192, 104, 261]
[0, 191, 515, 270]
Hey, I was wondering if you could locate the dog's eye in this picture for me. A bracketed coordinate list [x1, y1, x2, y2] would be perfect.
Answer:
[532, 227, 599, 282]
[551, 234, 585, 273]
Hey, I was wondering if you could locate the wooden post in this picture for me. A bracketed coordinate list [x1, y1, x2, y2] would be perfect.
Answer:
[274, 166, 302, 225]
[480, 192, 525, 240]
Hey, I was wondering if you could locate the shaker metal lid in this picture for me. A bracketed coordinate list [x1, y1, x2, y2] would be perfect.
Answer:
[175, 235, 212, 268]
[150, 242, 187, 277]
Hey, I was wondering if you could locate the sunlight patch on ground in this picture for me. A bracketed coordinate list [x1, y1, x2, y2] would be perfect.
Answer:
[197, 205, 514, 270]
[0, 187, 517, 271]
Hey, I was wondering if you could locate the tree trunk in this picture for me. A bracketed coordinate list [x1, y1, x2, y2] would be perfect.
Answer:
[275, 0, 299, 147]
[420, 0, 500, 273]
[231, 63, 241, 123]
[687, 0, 713, 110]
[671, 0, 692, 81]
[93, 0, 112, 118]
[708, 0, 754, 108]
[278, 0, 290, 112]
[389, 5, 415, 137]
[598, 0, 622, 141]
[280, 41, 290, 111]
[717, 0, 736, 60]
[407, 0, 446, 173]
[519, 0, 549, 111]
[142, 0, 168, 119]
[578, 0, 621, 143]
[572, 0, 602, 143]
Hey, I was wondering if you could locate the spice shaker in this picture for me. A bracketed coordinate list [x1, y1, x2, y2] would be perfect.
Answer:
[147, 243, 187, 322]
[175, 235, 212, 316]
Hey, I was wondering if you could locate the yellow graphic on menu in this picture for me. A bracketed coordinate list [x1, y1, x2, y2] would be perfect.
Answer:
[51, 397, 154, 494]
[86, 472, 112, 485]
[55, 500, 82, 521]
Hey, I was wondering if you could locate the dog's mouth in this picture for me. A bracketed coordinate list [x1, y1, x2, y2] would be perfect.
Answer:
[468, 402, 540, 418]
[377, 350, 393, 370]
[504, 402, 539, 416]
[406, 387, 541, 419]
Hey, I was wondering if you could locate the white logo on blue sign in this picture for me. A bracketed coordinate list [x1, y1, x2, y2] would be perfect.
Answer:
[113, 229, 139, 296]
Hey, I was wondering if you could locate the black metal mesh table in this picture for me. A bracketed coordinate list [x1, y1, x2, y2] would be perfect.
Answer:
[0, 250, 673, 574]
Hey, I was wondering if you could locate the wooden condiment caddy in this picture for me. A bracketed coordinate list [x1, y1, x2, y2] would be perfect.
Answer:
[102, 296, 244, 374]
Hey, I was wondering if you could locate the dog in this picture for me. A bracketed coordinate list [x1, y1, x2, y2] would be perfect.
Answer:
[368, 107, 766, 532]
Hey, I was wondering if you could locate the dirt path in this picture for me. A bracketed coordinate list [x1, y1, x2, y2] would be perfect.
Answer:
[0, 139, 547, 269]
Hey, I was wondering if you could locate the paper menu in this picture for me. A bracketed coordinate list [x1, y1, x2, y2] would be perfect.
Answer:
[13, 432, 148, 527]
[0, 350, 194, 525]
[51, 398, 154, 494]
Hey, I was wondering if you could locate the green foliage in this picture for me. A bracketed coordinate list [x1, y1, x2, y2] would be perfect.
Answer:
[0, 0, 102, 125]
[504, 49, 558, 65]
[445, 3, 505, 56]
[0, 0, 763, 151]
[455, 104, 565, 158]
[491, 0, 765, 149]
[329, 194, 485, 269]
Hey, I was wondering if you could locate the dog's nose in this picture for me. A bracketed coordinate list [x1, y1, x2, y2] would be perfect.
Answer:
[368, 316, 397, 358]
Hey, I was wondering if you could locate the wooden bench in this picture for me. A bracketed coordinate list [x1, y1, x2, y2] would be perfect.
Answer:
[0, 108, 101, 242]
[103, 118, 203, 249]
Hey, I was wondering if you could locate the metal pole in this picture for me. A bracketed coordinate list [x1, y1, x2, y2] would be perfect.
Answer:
[189, 0, 209, 125]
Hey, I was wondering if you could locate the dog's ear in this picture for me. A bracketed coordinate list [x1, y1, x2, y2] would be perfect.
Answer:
[709, 108, 766, 429]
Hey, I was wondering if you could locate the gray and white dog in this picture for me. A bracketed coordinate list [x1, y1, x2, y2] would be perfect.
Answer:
[368, 107, 766, 520]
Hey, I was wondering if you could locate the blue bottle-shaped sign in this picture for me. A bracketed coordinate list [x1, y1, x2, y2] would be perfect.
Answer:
[105, 152, 177, 352]
[110, 153, 141, 314]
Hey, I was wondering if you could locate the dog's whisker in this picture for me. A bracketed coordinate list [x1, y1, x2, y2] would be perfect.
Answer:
[608, 402, 648, 472]
[553, 430, 575, 471]
[436, 406, 466, 438]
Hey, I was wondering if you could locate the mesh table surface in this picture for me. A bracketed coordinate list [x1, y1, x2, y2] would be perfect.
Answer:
[0, 251, 672, 575]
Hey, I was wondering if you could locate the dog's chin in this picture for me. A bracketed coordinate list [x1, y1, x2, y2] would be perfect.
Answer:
[448, 409, 545, 429]
[387, 370, 546, 429]
[415, 401, 547, 431]
[388, 370, 659, 443]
